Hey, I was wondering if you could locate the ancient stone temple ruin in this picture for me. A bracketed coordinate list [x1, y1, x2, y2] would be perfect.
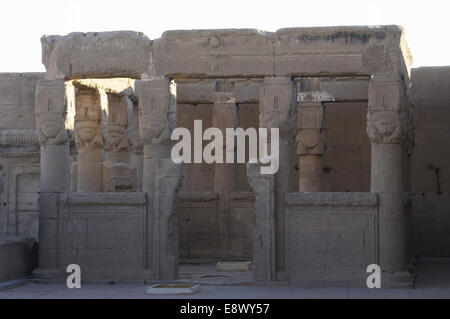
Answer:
[1, 26, 449, 286]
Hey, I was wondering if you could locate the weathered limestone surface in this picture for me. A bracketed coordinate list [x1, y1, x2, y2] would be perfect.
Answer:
[247, 160, 275, 281]
[285, 192, 377, 285]
[102, 93, 135, 192]
[176, 77, 367, 104]
[139, 77, 183, 280]
[296, 78, 334, 192]
[39, 26, 411, 79]
[57, 193, 148, 281]
[129, 93, 143, 192]
[74, 87, 103, 192]
[68, 78, 139, 192]
[367, 75, 414, 282]
[318, 101, 371, 193]
[259, 76, 296, 279]
[175, 79, 371, 195]
[152, 29, 273, 78]
[0, 74, 43, 240]
[8, 25, 450, 286]
[34, 80, 70, 279]
[213, 91, 237, 254]
[0, 237, 37, 282]
[176, 100, 257, 260]
[177, 103, 215, 193]
[178, 191, 219, 261]
[0, 73, 44, 129]
[178, 191, 255, 261]
[101, 93, 131, 162]
[35, 80, 69, 191]
[152, 26, 410, 78]
[42, 31, 152, 80]
[229, 192, 256, 259]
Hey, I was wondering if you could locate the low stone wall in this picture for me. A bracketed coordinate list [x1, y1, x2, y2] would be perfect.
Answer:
[285, 192, 378, 285]
[57, 192, 148, 281]
[229, 192, 255, 260]
[0, 236, 37, 282]
[178, 191, 255, 262]
[178, 191, 219, 261]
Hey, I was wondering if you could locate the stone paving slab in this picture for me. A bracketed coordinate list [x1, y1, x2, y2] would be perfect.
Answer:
[0, 282, 449, 299]
[0, 259, 449, 299]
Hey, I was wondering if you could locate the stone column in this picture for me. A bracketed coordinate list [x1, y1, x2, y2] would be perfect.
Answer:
[139, 76, 183, 280]
[34, 80, 69, 277]
[247, 159, 275, 281]
[367, 75, 412, 277]
[130, 98, 143, 192]
[213, 91, 237, 253]
[74, 87, 103, 192]
[259, 77, 296, 278]
[103, 93, 129, 163]
[296, 78, 334, 192]
[101, 93, 137, 192]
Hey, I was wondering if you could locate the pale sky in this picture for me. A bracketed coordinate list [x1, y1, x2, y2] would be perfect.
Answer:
[1, 0, 448, 72]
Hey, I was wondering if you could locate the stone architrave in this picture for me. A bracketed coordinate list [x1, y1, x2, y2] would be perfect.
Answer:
[139, 76, 183, 280]
[296, 78, 334, 192]
[367, 75, 413, 282]
[33, 80, 70, 278]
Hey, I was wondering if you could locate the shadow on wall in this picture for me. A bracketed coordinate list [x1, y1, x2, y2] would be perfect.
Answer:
[0, 237, 38, 282]
[410, 67, 450, 257]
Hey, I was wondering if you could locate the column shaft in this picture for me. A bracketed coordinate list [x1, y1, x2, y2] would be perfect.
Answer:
[299, 155, 323, 192]
[367, 76, 412, 274]
[77, 149, 103, 192]
[40, 144, 69, 193]
[139, 77, 183, 280]
[103, 93, 129, 164]
[34, 80, 69, 277]
[259, 76, 296, 278]
[213, 93, 237, 252]
[295, 78, 333, 192]
[247, 160, 275, 281]
[74, 87, 103, 192]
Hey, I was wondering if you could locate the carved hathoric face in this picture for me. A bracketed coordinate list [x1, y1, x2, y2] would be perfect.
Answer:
[74, 120, 99, 145]
[139, 110, 171, 145]
[38, 113, 63, 139]
[374, 114, 398, 136]
[367, 110, 403, 143]
[103, 125, 126, 147]
[36, 112, 68, 145]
